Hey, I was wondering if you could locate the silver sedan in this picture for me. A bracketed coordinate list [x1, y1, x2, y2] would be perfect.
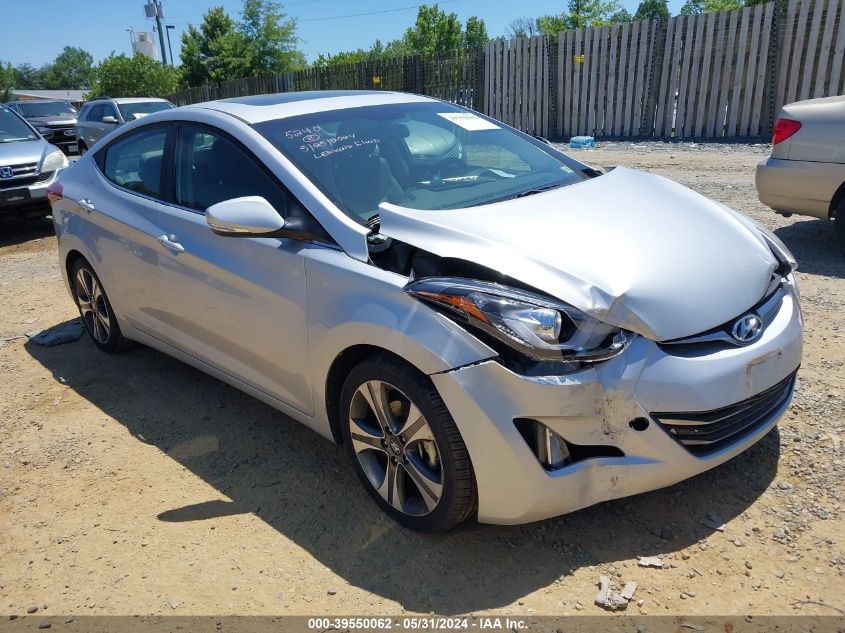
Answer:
[50, 91, 803, 531]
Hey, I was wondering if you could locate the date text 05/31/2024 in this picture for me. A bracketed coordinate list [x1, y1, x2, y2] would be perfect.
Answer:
[306, 617, 528, 630]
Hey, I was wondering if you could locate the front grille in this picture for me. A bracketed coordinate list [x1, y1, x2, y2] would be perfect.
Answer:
[50, 126, 77, 141]
[651, 371, 796, 456]
[0, 162, 38, 179]
[0, 169, 53, 189]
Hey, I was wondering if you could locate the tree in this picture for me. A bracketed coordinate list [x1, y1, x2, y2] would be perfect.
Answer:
[609, 7, 634, 21]
[180, 6, 238, 86]
[506, 17, 541, 39]
[88, 53, 182, 98]
[0, 62, 14, 102]
[238, 0, 305, 74]
[633, 0, 669, 20]
[43, 46, 94, 89]
[678, 0, 741, 14]
[403, 4, 463, 56]
[463, 16, 488, 48]
[13, 63, 46, 89]
[537, 0, 624, 33]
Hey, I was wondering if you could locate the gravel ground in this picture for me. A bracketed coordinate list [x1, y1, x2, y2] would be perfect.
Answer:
[0, 142, 843, 618]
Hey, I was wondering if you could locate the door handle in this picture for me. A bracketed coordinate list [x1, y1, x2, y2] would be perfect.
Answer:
[78, 197, 95, 212]
[157, 234, 185, 253]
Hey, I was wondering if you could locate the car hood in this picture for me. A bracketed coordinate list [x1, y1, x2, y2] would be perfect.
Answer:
[378, 166, 777, 341]
[0, 139, 52, 165]
[25, 115, 77, 126]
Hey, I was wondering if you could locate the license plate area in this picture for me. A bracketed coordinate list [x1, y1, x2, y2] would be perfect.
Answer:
[0, 188, 32, 205]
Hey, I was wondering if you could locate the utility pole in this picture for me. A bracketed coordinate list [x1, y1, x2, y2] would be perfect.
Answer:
[166, 25, 176, 67]
[144, 0, 168, 66]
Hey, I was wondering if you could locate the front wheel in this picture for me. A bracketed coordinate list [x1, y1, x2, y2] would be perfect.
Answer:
[77, 140, 87, 156]
[339, 355, 477, 532]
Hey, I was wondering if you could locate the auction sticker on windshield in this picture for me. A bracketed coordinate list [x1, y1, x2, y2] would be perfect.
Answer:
[437, 112, 500, 131]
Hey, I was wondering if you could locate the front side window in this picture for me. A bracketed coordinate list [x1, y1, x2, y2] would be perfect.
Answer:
[117, 101, 175, 122]
[101, 127, 168, 198]
[254, 101, 583, 224]
[0, 107, 38, 143]
[174, 126, 286, 214]
[87, 105, 104, 121]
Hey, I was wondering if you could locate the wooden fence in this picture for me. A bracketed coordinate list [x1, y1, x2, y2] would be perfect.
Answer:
[170, 0, 845, 141]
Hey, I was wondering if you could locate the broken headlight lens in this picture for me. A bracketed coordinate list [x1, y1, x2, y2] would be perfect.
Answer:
[405, 277, 630, 362]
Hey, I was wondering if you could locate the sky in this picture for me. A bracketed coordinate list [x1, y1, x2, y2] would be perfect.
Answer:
[0, 0, 686, 69]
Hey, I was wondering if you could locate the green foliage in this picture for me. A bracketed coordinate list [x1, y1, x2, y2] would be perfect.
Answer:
[42, 46, 94, 89]
[403, 4, 463, 56]
[314, 7, 487, 69]
[633, 0, 670, 20]
[463, 16, 489, 48]
[0, 62, 15, 102]
[180, 0, 304, 86]
[537, 0, 624, 33]
[609, 7, 634, 21]
[679, 0, 743, 14]
[239, 0, 306, 73]
[13, 63, 47, 89]
[88, 53, 182, 98]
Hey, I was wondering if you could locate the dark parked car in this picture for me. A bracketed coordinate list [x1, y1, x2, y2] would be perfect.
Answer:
[6, 100, 79, 154]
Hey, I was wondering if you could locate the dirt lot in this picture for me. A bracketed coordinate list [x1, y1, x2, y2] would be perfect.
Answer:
[1, 142, 843, 619]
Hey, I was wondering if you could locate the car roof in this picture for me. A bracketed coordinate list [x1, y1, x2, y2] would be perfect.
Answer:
[6, 99, 71, 105]
[186, 90, 436, 124]
[111, 97, 172, 104]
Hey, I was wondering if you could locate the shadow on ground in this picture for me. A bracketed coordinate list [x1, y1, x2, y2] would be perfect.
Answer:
[775, 217, 844, 279]
[26, 332, 780, 613]
[0, 215, 53, 247]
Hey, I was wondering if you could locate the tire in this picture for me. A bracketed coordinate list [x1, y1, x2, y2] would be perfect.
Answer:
[77, 141, 87, 156]
[339, 354, 477, 532]
[835, 200, 845, 254]
[71, 259, 131, 353]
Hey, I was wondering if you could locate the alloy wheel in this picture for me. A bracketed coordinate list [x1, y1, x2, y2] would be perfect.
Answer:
[75, 267, 111, 344]
[348, 380, 443, 516]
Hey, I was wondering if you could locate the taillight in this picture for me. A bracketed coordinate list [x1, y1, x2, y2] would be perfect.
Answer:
[772, 118, 801, 144]
[46, 181, 64, 204]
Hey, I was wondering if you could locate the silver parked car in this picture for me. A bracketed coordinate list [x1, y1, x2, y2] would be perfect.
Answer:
[756, 95, 845, 251]
[50, 91, 803, 531]
[75, 97, 174, 154]
[0, 104, 68, 220]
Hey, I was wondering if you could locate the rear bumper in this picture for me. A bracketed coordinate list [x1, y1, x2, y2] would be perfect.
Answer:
[433, 280, 803, 524]
[755, 156, 845, 219]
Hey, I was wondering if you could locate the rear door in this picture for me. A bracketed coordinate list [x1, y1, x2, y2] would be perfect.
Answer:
[87, 123, 173, 335]
[150, 122, 313, 414]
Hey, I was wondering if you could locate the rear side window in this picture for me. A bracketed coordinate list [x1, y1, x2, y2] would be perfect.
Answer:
[101, 127, 168, 198]
[174, 125, 286, 214]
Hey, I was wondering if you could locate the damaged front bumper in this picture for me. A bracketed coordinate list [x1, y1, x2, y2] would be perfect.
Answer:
[431, 281, 803, 524]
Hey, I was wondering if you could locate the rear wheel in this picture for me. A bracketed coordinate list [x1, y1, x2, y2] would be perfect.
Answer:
[339, 355, 477, 532]
[72, 259, 131, 353]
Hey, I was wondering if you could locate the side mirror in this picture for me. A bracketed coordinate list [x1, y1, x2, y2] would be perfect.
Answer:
[102, 115, 118, 124]
[206, 196, 308, 239]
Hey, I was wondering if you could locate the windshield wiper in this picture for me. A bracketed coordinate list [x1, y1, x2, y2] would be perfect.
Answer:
[513, 183, 566, 198]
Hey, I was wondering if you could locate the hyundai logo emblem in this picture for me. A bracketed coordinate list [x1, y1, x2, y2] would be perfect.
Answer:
[731, 313, 763, 344]
[0, 166, 13, 179]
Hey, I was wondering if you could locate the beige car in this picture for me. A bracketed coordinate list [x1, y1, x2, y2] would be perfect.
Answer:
[756, 95, 845, 251]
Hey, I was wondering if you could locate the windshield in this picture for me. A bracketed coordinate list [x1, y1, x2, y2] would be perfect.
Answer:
[254, 102, 583, 224]
[16, 101, 77, 117]
[0, 108, 38, 143]
[117, 101, 175, 120]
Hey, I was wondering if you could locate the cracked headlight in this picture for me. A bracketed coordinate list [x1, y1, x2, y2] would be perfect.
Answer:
[42, 149, 68, 173]
[405, 277, 630, 362]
